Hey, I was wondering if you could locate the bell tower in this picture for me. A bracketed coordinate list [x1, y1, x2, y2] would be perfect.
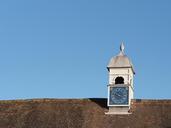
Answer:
[106, 43, 135, 114]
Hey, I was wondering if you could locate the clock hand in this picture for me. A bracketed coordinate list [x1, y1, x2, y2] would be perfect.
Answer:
[115, 93, 122, 98]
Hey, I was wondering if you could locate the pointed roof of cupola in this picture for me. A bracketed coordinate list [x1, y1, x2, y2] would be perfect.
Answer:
[107, 43, 135, 74]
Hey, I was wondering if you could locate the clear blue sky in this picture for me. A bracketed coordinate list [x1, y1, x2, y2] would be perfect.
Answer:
[0, 0, 171, 100]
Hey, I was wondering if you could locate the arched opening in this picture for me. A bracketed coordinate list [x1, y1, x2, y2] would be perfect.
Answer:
[115, 77, 124, 84]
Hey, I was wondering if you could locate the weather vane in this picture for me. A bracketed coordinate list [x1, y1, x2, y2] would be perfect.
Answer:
[120, 42, 125, 53]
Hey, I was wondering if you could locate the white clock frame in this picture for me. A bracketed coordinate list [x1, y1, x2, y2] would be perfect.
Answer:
[107, 85, 130, 107]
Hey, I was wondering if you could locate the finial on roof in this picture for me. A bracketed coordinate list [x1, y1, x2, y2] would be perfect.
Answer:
[120, 42, 125, 53]
[118, 42, 125, 56]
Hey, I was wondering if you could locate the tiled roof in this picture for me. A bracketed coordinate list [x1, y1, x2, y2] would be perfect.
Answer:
[0, 98, 171, 128]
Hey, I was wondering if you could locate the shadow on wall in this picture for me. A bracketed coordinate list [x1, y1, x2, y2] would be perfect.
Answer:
[89, 98, 108, 109]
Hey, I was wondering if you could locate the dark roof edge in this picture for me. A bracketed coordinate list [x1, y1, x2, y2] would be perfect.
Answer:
[0, 98, 170, 103]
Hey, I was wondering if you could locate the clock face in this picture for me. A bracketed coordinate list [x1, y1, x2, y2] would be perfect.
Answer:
[109, 86, 129, 105]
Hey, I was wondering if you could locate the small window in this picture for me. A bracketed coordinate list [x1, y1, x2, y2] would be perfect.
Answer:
[115, 77, 124, 84]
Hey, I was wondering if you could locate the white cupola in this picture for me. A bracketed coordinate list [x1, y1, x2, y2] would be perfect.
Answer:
[106, 43, 135, 115]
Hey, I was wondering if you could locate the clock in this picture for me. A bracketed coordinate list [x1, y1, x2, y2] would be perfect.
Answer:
[109, 86, 129, 105]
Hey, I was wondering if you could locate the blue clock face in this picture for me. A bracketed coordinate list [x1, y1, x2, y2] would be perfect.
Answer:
[109, 87, 129, 105]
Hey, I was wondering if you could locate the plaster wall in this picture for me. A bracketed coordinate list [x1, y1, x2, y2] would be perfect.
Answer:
[109, 68, 134, 86]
